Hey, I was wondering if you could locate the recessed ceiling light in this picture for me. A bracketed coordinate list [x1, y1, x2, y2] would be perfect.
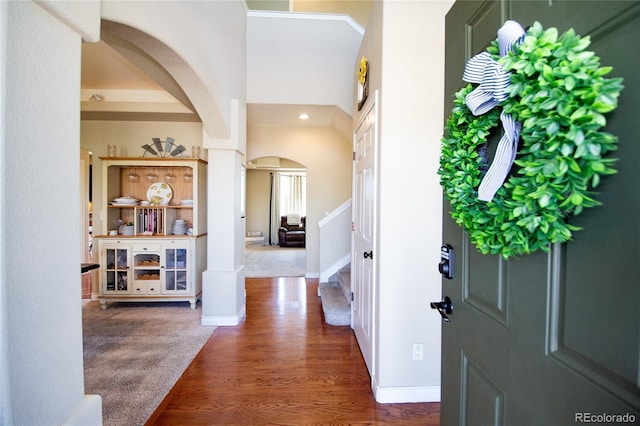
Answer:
[298, 113, 309, 120]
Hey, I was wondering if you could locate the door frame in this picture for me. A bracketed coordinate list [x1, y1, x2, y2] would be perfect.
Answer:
[351, 90, 379, 377]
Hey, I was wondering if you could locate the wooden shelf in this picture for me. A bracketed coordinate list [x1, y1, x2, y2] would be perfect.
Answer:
[99, 157, 206, 237]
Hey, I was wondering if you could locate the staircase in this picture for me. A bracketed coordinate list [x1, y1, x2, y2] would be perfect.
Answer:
[319, 264, 351, 326]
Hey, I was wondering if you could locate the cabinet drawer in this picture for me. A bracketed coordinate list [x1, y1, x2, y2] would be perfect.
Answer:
[133, 281, 161, 295]
[147, 283, 161, 294]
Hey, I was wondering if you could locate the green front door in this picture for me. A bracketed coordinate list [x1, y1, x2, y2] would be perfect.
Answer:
[440, 1, 640, 423]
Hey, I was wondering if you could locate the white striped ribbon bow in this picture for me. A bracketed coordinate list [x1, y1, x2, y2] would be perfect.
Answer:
[462, 20, 526, 202]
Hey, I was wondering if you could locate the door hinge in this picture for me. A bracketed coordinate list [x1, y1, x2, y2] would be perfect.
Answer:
[351, 292, 354, 302]
[353, 151, 356, 161]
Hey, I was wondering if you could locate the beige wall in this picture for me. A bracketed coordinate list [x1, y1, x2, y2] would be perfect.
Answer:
[246, 125, 352, 275]
[353, 0, 455, 402]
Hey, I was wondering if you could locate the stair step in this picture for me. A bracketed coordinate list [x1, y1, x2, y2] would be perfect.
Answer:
[318, 282, 350, 326]
[338, 266, 350, 301]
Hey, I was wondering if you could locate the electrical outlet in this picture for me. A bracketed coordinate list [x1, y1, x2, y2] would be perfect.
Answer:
[412, 343, 424, 361]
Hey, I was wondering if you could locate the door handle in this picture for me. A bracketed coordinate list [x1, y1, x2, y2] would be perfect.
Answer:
[363, 251, 373, 259]
[430, 296, 453, 322]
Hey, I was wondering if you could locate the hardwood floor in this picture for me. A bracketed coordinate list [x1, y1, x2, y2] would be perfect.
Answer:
[146, 277, 440, 425]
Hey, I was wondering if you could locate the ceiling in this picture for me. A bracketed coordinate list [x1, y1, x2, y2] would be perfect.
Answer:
[80, 1, 371, 141]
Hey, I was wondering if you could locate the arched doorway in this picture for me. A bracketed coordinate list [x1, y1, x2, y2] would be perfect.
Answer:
[245, 156, 307, 278]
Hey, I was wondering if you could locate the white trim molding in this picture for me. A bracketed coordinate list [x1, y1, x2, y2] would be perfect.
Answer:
[247, 10, 364, 35]
[373, 377, 441, 403]
[60, 395, 102, 426]
[201, 304, 246, 327]
[319, 253, 351, 283]
[318, 198, 351, 228]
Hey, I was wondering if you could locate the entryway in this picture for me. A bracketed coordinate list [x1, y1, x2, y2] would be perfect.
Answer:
[245, 156, 308, 278]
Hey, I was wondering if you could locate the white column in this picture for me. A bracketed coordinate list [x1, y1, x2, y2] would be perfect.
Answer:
[3, 2, 103, 424]
[201, 99, 247, 326]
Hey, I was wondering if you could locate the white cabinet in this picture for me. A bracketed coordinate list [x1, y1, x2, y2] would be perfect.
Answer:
[98, 239, 203, 309]
[95, 157, 207, 310]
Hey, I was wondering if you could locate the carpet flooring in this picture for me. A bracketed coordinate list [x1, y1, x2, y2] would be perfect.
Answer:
[244, 245, 306, 277]
[82, 301, 216, 426]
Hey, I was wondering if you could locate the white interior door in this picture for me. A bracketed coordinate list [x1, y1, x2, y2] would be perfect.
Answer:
[352, 91, 378, 375]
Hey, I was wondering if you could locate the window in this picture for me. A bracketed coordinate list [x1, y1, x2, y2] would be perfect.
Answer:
[278, 172, 306, 216]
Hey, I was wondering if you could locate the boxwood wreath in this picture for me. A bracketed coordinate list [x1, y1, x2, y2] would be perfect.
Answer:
[439, 21, 624, 258]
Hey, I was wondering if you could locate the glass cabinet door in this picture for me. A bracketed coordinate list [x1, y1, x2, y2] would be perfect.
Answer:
[164, 247, 189, 293]
[104, 247, 130, 293]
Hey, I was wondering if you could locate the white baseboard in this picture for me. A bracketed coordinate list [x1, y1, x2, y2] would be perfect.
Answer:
[305, 271, 319, 279]
[372, 377, 441, 403]
[61, 395, 102, 426]
[201, 304, 246, 326]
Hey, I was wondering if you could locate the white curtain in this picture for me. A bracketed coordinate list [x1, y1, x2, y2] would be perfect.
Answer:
[269, 172, 306, 246]
[279, 173, 306, 216]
